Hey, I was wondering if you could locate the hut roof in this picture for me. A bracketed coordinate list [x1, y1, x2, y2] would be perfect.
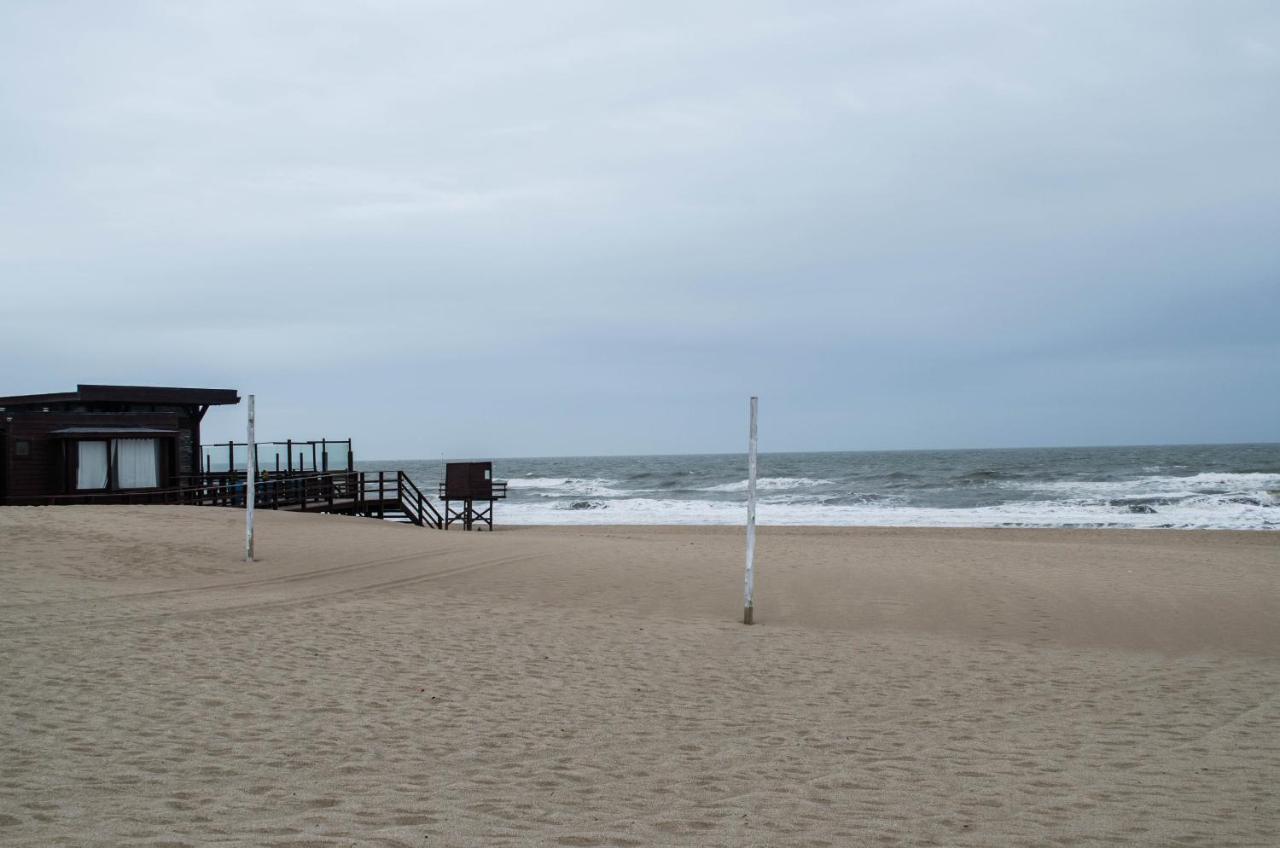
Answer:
[0, 385, 239, 407]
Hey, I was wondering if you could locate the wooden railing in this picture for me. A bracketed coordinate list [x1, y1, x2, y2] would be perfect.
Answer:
[395, 471, 444, 529]
[436, 481, 509, 500]
[15, 470, 444, 528]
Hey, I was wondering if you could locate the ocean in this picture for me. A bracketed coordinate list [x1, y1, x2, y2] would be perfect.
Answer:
[368, 443, 1280, 530]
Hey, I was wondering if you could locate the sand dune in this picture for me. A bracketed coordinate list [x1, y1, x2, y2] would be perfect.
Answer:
[1, 506, 1277, 846]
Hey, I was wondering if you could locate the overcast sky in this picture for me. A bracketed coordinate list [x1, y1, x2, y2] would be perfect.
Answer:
[2, 1, 1277, 458]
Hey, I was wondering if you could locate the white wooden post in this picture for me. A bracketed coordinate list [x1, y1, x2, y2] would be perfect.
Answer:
[743, 396, 758, 625]
[245, 393, 255, 562]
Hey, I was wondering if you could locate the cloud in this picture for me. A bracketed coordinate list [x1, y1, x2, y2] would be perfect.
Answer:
[1, 0, 1277, 455]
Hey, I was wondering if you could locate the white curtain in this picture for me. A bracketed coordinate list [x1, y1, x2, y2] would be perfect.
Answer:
[113, 438, 158, 489]
[76, 441, 109, 490]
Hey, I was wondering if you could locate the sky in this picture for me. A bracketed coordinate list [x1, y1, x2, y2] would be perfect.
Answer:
[1, 1, 1277, 459]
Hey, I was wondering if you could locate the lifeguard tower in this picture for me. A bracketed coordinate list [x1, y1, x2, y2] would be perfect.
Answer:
[439, 461, 507, 530]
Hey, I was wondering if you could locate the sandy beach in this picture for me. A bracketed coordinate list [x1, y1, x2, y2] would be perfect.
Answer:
[1, 506, 1277, 846]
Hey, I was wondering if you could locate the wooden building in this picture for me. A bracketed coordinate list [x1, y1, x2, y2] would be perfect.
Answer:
[0, 385, 239, 504]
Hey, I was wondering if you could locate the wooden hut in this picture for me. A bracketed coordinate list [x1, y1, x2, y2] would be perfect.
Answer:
[0, 384, 239, 504]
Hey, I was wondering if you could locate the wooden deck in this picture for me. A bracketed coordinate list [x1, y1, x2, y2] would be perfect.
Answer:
[14, 470, 447, 529]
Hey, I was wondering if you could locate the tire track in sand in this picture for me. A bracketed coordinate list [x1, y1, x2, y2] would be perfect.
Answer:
[0, 552, 538, 636]
[0, 546, 468, 610]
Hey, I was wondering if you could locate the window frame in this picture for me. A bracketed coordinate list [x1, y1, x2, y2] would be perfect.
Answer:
[70, 436, 167, 493]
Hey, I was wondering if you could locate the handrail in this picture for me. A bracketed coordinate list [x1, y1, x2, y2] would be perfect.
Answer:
[397, 471, 443, 529]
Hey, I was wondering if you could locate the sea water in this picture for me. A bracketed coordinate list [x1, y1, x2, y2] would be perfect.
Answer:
[368, 443, 1280, 530]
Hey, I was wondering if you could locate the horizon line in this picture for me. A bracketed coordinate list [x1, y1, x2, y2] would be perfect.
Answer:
[352, 439, 1280, 464]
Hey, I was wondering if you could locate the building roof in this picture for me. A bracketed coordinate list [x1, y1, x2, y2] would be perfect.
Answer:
[0, 384, 240, 407]
[50, 427, 181, 437]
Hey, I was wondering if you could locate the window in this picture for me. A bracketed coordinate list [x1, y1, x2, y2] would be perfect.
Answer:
[14, 440, 30, 457]
[114, 439, 158, 489]
[75, 438, 160, 491]
[76, 441, 109, 490]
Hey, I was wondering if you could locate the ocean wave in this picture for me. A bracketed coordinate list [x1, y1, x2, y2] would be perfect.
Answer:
[698, 477, 836, 493]
[758, 491, 903, 507]
[949, 469, 1027, 483]
[1006, 472, 1280, 501]
[506, 477, 628, 497]
[507, 477, 586, 488]
[498, 494, 1278, 530]
[559, 500, 608, 510]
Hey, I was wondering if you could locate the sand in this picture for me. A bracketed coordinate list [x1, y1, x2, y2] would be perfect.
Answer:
[1, 506, 1277, 847]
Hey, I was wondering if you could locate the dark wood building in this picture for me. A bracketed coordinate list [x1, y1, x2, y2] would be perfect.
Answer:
[0, 385, 239, 504]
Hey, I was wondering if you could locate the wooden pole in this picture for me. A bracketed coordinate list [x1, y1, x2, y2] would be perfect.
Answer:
[245, 394, 256, 562]
[743, 396, 758, 625]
